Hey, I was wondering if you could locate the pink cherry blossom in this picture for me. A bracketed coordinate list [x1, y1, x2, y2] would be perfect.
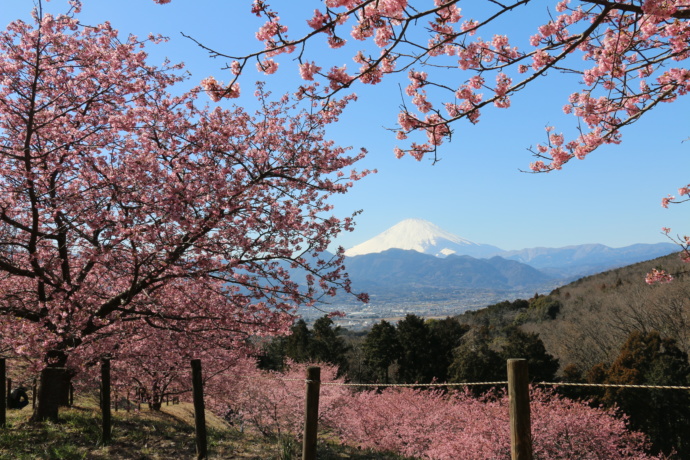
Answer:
[143, 0, 690, 195]
[256, 58, 279, 74]
[299, 61, 321, 80]
[645, 268, 674, 284]
[331, 387, 660, 459]
[327, 65, 352, 90]
[661, 195, 675, 208]
[200, 76, 240, 101]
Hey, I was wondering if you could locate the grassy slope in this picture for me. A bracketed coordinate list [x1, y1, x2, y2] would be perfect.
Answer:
[0, 396, 408, 460]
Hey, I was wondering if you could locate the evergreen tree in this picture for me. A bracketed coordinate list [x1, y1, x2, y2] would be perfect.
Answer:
[362, 320, 401, 383]
[499, 326, 559, 382]
[396, 314, 435, 384]
[285, 319, 311, 363]
[593, 330, 690, 458]
[449, 327, 504, 386]
[309, 316, 350, 374]
[256, 336, 288, 371]
[427, 317, 470, 382]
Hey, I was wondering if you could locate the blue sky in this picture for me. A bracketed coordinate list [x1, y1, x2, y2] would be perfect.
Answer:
[3, 0, 688, 252]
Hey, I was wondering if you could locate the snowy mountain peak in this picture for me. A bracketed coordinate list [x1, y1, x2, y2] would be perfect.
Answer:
[345, 218, 503, 258]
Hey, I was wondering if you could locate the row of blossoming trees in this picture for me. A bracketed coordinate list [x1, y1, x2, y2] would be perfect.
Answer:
[132, 359, 657, 460]
[60, 353, 663, 458]
[56, 320, 665, 459]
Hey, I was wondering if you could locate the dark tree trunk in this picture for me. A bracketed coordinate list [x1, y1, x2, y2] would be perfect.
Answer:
[32, 367, 67, 422]
[148, 400, 162, 411]
[148, 387, 162, 411]
[148, 381, 162, 411]
[57, 376, 71, 407]
[31, 351, 72, 422]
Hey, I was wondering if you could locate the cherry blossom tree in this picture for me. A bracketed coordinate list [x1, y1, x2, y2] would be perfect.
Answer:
[0, 6, 370, 421]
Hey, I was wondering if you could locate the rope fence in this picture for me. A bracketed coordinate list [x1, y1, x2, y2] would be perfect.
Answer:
[269, 377, 690, 391]
[537, 381, 690, 390]
[319, 380, 509, 387]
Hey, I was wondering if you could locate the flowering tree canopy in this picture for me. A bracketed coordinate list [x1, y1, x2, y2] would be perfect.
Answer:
[0, 6, 369, 419]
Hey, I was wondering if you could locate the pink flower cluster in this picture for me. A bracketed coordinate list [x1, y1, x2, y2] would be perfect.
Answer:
[299, 61, 321, 80]
[200, 76, 240, 101]
[256, 58, 279, 75]
[326, 65, 352, 90]
[645, 268, 674, 284]
[661, 195, 675, 208]
[205, 361, 348, 437]
[255, 18, 287, 42]
[307, 9, 330, 31]
[642, 0, 679, 19]
[493, 73, 512, 108]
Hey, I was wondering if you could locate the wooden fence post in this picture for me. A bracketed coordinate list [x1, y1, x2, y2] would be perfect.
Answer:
[508, 359, 532, 460]
[302, 366, 321, 460]
[191, 359, 207, 460]
[0, 359, 5, 427]
[101, 358, 111, 445]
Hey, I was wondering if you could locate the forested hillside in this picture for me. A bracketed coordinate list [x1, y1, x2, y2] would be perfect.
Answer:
[533, 251, 690, 370]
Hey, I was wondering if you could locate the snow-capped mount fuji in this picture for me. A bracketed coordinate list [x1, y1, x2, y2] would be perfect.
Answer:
[344, 218, 503, 259]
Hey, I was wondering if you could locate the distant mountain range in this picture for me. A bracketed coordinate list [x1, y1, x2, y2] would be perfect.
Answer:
[498, 243, 679, 278]
[338, 219, 679, 303]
